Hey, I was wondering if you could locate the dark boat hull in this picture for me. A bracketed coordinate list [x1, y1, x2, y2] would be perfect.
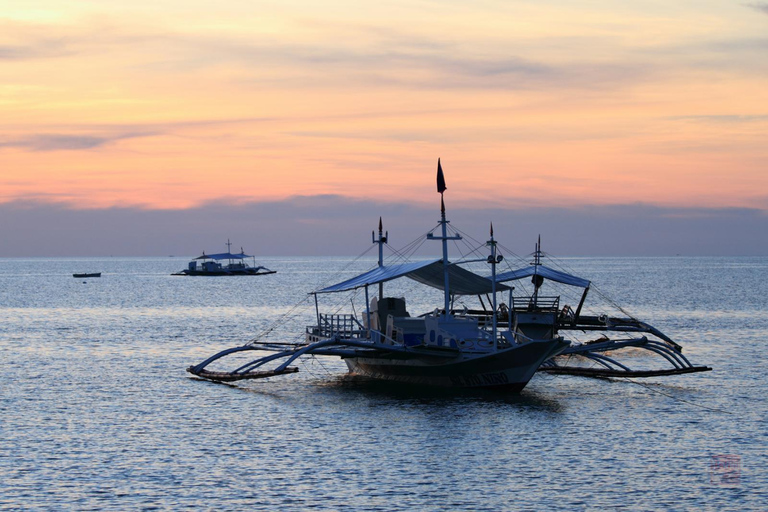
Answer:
[344, 338, 568, 391]
[173, 270, 277, 276]
[73, 273, 101, 278]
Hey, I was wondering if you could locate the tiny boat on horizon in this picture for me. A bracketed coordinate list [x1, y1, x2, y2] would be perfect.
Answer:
[172, 240, 276, 276]
[73, 272, 101, 278]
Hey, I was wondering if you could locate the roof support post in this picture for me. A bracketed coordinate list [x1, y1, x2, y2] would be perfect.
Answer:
[313, 293, 320, 329]
[364, 285, 371, 340]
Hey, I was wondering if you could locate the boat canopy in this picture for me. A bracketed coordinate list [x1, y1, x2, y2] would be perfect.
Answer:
[495, 264, 590, 288]
[194, 252, 252, 260]
[317, 259, 511, 295]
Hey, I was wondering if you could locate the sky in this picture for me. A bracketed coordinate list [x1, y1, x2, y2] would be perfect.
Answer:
[1, 1, 767, 256]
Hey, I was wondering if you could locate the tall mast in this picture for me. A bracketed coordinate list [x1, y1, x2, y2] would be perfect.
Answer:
[532, 235, 543, 307]
[427, 159, 461, 317]
[487, 223, 501, 348]
[372, 217, 387, 300]
[440, 193, 450, 316]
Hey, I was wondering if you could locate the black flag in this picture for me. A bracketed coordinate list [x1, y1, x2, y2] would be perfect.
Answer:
[436, 158, 447, 193]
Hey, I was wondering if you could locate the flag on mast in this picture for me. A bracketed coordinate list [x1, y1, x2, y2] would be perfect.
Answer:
[436, 158, 447, 194]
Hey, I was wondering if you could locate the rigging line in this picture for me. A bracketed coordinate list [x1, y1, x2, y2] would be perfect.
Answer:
[494, 239, 529, 266]
[445, 225, 471, 253]
[329, 288, 360, 316]
[386, 226, 438, 263]
[299, 355, 323, 379]
[299, 354, 333, 379]
[397, 236, 428, 261]
[246, 295, 314, 345]
[310, 353, 334, 376]
[387, 238, 424, 263]
[248, 245, 378, 346]
[446, 224, 482, 262]
[311, 243, 378, 293]
[530, 250, 636, 319]
[450, 237, 468, 261]
[450, 225, 527, 265]
[621, 377, 734, 415]
[380, 236, 430, 271]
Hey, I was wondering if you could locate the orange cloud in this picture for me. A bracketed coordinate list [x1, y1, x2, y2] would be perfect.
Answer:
[1, 2, 767, 210]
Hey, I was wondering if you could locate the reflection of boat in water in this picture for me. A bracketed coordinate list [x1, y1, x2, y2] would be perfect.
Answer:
[172, 240, 276, 276]
[188, 161, 569, 391]
[73, 272, 101, 278]
[187, 161, 710, 390]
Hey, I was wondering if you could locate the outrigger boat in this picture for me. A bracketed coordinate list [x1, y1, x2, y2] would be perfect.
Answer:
[188, 162, 570, 391]
[187, 161, 710, 390]
[173, 240, 276, 276]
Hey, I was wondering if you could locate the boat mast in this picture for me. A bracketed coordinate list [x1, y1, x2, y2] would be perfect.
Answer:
[372, 217, 387, 300]
[532, 235, 543, 308]
[487, 223, 501, 349]
[427, 159, 461, 317]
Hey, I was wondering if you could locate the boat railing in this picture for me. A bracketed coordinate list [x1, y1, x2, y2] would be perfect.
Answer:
[504, 330, 560, 345]
[512, 295, 560, 312]
[307, 313, 367, 339]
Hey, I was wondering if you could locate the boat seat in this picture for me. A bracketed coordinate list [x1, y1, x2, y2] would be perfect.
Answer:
[376, 297, 409, 332]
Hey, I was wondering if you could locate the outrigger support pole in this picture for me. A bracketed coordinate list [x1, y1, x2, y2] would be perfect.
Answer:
[573, 286, 589, 325]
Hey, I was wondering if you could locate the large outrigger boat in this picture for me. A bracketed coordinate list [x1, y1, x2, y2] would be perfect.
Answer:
[187, 161, 710, 390]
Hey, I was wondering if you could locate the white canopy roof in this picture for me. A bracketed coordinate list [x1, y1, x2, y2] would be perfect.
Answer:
[194, 252, 252, 260]
[317, 259, 511, 295]
[494, 264, 590, 288]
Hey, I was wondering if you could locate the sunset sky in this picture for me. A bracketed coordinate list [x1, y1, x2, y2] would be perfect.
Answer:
[1, 1, 767, 256]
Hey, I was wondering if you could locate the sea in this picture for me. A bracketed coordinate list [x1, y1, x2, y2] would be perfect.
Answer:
[1, 255, 767, 511]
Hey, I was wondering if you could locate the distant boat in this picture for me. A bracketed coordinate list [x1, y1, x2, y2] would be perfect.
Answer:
[173, 240, 276, 276]
[73, 273, 101, 278]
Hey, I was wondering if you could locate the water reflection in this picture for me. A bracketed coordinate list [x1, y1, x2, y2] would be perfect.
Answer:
[2, 256, 767, 510]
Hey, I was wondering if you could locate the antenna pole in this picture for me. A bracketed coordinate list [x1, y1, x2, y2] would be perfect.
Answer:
[374, 217, 387, 300]
[440, 194, 450, 316]
[488, 223, 498, 349]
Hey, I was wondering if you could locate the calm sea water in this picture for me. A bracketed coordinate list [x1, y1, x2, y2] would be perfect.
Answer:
[1, 256, 767, 510]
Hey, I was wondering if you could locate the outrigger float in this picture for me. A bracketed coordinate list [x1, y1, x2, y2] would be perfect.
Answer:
[188, 161, 710, 390]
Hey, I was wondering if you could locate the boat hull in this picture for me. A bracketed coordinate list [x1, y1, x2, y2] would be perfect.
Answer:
[174, 269, 277, 276]
[344, 338, 568, 391]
